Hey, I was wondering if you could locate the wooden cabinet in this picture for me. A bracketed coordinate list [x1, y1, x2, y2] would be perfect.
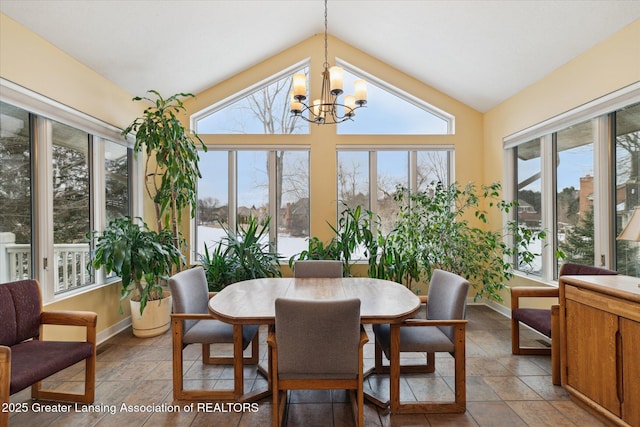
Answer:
[560, 274, 640, 427]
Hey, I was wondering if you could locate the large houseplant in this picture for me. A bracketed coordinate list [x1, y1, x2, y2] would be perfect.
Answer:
[291, 181, 549, 302]
[200, 215, 281, 292]
[122, 90, 206, 253]
[89, 216, 184, 336]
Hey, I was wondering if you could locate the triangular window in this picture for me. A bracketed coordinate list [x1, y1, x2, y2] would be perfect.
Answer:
[336, 62, 453, 135]
[194, 62, 310, 134]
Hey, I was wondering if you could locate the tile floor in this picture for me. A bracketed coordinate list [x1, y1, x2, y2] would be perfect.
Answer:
[8, 305, 605, 426]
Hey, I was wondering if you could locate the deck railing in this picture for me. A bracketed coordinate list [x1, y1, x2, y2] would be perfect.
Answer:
[0, 232, 91, 292]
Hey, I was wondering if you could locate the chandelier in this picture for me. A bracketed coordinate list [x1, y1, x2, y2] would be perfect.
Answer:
[290, 0, 367, 124]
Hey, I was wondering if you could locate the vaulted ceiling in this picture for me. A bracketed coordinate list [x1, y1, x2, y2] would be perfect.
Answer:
[1, 1, 639, 112]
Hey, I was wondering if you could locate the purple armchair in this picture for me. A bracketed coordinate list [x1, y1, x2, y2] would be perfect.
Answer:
[511, 263, 617, 385]
[0, 279, 97, 425]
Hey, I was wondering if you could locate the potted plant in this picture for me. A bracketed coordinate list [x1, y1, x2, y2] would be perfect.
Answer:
[89, 216, 184, 337]
[200, 215, 281, 292]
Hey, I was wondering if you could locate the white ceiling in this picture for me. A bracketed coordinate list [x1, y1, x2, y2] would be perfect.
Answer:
[2, 1, 639, 112]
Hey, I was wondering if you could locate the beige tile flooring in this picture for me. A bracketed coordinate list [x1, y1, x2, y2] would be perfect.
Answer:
[8, 305, 604, 426]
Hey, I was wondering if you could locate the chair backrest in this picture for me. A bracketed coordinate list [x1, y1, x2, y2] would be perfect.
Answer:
[559, 262, 618, 276]
[275, 297, 360, 378]
[0, 280, 42, 346]
[169, 267, 210, 332]
[293, 260, 343, 278]
[426, 269, 470, 342]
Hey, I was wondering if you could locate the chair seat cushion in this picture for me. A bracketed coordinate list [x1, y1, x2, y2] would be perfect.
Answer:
[513, 308, 551, 337]
[183, 320, 258, 349]
[10, 340, 94, 395]
[373, 323, 455, 360]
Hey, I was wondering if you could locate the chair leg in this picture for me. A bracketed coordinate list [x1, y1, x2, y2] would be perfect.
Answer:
[374, 340, 384, 373]
[389, 324, 401, 414]
[511, 317, 521, 354]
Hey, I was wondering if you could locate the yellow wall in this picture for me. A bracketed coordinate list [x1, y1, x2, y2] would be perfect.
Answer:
[0, 13, 139, 340]
[484, 19, 640, 304]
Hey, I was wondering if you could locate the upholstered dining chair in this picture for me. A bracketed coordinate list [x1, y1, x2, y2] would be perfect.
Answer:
[169, 267, 259, 400]
[373, 269, 469, 414]
[511, 262, 618, 385]
[268, 298, 368, 427]
[293, 260, 343, 278]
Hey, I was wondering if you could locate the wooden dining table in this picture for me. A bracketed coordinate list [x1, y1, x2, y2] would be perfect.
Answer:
[208, 276, 421, 404]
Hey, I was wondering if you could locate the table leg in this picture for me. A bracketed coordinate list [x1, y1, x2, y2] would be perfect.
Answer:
[390, 323, 401, 413]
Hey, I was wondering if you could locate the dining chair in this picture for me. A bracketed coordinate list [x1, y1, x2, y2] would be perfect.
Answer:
[268, 297, 368, 426]
[169, 267, 259, 400]
[511, 262, 617, 385]
[373, 269, 469, 414]
[293, 260, 343, 278]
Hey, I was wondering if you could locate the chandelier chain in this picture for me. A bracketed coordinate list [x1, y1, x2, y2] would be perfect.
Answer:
[324, 0, 329, 69]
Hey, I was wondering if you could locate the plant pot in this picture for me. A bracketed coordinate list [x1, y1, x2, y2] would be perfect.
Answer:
[129, 293, 172, 338]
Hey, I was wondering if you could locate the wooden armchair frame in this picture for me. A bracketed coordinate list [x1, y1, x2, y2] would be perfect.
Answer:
[1, 286, 97, 427]
[267, 326, 369, 427]
[387, 319, 467, 414]
[510, 286, 560, 384]
[170, 294, 260, 401]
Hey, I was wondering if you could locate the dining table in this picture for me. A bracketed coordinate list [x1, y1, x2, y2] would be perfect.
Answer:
[208, 276, 421, 405]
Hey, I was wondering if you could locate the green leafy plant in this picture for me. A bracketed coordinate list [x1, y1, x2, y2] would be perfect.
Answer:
[122, 90, 207, 251]
[200, 216, 282, 292]
[385, 182, 549, 301]
[88, 216, 184, 314]
[289, 203, 376, 276]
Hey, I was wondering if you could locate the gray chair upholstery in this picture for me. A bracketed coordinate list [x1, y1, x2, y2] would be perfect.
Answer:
[268, 298, 368, 426]
[373, 269, 469, 414]
[169, 267, 259, 400]
[511, 262, 618, 385]
[293, 260, 343, 278]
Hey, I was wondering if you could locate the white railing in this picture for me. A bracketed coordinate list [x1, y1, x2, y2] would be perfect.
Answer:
[0, 232, 91, 293]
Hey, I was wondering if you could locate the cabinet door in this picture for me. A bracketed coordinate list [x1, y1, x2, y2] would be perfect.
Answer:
[565, 299, 620, 416]
[621, 317, 640, 426]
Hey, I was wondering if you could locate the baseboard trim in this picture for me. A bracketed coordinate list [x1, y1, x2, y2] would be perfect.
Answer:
[97, 316, 131, 346]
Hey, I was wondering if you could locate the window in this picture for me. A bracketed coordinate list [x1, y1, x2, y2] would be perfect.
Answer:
[51, 121, 91, 292]
[506, 91, 640, 280]
[556, 120, 595, 269]
[196, 149, 309, 260]
[338, 148, 453, 240]
[615, 103, 640, 277]
[104, 140, 130, 222]
[337, 65, 453, 135]
[0, 95, 132, 301]
[194, 64, 309, 135]
[0, 102, 32, 282]
[515, 138, 542, 274]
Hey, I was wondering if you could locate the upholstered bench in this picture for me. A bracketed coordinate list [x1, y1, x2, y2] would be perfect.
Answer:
[0, 279, 97, 426]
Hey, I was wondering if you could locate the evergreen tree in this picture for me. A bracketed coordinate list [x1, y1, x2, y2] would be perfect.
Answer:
[559, 206, 594, 264]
